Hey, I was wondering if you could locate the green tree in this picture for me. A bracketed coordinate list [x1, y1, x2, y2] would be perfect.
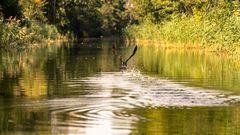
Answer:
[99, 0, 129, 36]
[45, 0, 130, 38]
[45, 0, 102, 38]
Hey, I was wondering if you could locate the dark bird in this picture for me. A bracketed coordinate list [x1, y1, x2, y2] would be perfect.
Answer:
[120, 45, 137, 70]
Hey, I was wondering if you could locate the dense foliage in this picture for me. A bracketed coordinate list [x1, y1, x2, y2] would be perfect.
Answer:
[0, 0, 60, 48]
[45, 0, 130, 38]
[0, 0, 130, 47]
[1, 0, 240, 48]
[125, 0, 240, 49]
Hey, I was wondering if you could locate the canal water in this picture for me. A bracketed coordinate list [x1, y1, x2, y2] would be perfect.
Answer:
[0, 40, 240, 135]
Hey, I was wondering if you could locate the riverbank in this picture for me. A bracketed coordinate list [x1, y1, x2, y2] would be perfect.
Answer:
[124, 2, 240, 54]
[124, 38, 240, 58]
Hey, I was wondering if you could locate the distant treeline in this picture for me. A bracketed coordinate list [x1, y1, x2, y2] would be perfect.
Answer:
[44, 0, 131, 37]
[1, 0, 240, 49]
[124, 0, 240, 49]
[0, 0, 130, 38]
[0, 0, 131, 47]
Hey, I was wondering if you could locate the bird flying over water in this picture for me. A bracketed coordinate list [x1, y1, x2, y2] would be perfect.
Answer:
[120, 45, 137, 70]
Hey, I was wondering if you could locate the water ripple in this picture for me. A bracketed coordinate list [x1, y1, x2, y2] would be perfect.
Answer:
[70, 71, 240, 107]
[13, 71, 240, 134]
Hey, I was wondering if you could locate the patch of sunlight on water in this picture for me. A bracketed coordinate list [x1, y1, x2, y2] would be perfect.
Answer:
[70, 71, 240, 107]
[10, 70, 240, 135]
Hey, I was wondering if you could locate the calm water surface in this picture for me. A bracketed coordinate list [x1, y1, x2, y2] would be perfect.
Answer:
[0, 40, 240, 135]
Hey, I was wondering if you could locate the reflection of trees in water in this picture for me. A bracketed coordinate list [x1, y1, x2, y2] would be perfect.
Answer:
[0, 40, 125, 97]
[131, 106, 240, 135]
[137, 45, 240, 93]
[0, 104, 51, 133]
[1, 42, 240, 96]
[1, 42, 240, 134]
[0, 46, 55, 97]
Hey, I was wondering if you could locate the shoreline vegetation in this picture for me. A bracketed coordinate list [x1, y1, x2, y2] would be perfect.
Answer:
[0, 0, 129, 48]
[0, 0, 62, 48]
[0, 0, 239, 54]
[0, 17, 64, 48]
[123, 1, 240, 53]
[123, 15, 240, 53]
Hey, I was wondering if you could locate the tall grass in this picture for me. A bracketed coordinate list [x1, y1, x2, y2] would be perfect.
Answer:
[124, 9, 240, 50]
[0, 17, 61, 48]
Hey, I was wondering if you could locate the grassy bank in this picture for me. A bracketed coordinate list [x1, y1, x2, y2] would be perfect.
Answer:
[124, 8, 240, 52]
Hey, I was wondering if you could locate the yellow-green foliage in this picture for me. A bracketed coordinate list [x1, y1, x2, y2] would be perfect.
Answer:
[124, 9, 240, 49]
[0, 17, 27, 47]
[125, 0, 240, 50]
[124, 22, 162, 40]
[0, 17, 60, 48]
[0, 0, 61, 48]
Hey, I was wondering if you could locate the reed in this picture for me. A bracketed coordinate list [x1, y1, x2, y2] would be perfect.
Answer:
[124, 9, 240, 51]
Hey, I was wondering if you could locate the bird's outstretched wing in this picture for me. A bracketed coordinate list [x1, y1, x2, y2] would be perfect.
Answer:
[125, 45, 137, 64]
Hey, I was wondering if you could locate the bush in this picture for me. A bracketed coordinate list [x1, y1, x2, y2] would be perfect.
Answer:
[0, 17, 26, 47]
[0, 0, 62, 48]
[0, 17, 61, 48]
